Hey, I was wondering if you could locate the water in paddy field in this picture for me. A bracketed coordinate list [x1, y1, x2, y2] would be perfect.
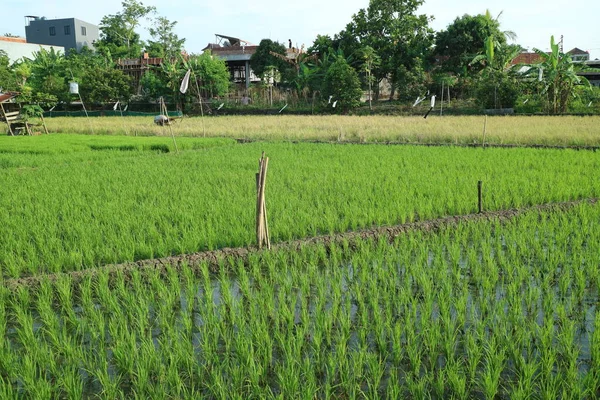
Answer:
[3, 224, 598, 396]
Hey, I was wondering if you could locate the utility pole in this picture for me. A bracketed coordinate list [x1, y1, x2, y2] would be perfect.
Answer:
[559, 35, 564, 53]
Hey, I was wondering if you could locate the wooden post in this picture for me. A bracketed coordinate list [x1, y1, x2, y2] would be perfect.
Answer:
[482, 115, 488, 148]
[40, 112, 49, 135]
[478, 180, 483, 213]
[440, 80, 444, 116]
[0, 103, 14, 136]
[256, 153, 270, 249]
[191, 70, 206, 137]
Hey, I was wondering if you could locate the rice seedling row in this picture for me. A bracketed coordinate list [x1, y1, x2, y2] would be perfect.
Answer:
[1, 135, 599, 278]
[0, 202, 598, 398]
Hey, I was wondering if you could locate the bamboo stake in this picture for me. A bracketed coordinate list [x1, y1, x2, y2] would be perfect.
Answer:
[190, 70, 206, 137]
[256, 152, 270, 249]
[0, 103, 14, 136]
[256, 154, 265, 247]
[39, 112, 49, 135]
[261, 158, 270, 250]
[478, 180, 483, 213]
[482, 115, 488, 148]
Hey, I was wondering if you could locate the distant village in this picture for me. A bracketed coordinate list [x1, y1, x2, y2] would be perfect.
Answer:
[2, 15, 598, 90]
[1, 8, 599, 118]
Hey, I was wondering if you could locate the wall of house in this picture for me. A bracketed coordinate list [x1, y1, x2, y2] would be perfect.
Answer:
[25, 18, 98, 54]
[0, 40, 64, 63]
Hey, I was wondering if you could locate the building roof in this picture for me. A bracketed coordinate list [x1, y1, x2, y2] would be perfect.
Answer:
[567, 48, 589, 55]
[214, 34, 254, 47]
[511, 52, 543, 65]
[0, 36, 26, 43]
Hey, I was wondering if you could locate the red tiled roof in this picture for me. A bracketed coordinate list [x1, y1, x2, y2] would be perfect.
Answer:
[511, 52, 543, 65]
[0, 36, 26, 43]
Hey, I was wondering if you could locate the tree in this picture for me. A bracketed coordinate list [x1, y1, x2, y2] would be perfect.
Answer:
[468, 23, 521, 110]
[337, 0, 434, 101]
[308, 35, 335, 58]
[27, 47, 69, 103]
[140, 69, 168, 100]
[0, 50, 13, 89]
[322, 56, 363, 113]
[435, 11, 514, 75]
[185, 52, 230, 99]
[527, 36, 588, 114]
[96, 0, 156, 60]
[147, 17, 185, 59]
[250, 39, 289, 80]
[357, 46, 380, 109]
[475, 70, 520, 109]
[340, 0, 434, 101]
[79, 67, 131, 104]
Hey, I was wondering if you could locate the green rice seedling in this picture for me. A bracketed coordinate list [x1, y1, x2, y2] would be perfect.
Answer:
[0, 376, 15, 399]
[57, 364, 84, 399]
[0, 194, 598, 396]
[446, 358, 469, 400]
[405, 372, 431, 399]
[20, 353, 54, 399]
[465, 330, 483, 387]
[2, 136, 600, 275]
[479, 336, 506, 400]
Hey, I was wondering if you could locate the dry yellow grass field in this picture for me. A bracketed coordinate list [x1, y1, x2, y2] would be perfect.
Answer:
[44, 115, 600, 146]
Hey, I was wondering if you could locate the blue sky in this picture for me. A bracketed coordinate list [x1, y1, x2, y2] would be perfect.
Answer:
[3, 0, 599, 59]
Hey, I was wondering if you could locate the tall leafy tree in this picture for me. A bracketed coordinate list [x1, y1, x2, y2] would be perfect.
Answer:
[184, 52, 230, 99]
[0, 50, 13, 90]
[322, 55, 363, 113]
[147, 17, 186, 59]
[250, 39, 289, 80]
[337, 0, 434, 100]
[79, 68, 132, 104]
[434, 12, 511, 75]
[27, 48, 69, 103]
[96, 0, 156, 60]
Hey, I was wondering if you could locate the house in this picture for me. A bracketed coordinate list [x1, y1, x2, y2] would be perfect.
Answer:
[0, 36, 64, 63]
[510, 48, 599, 86]
[567, 48, 590, 62]
[581, 59, 600, 87]
[25, 16, 98, 54]
[203, 34, 261, 89]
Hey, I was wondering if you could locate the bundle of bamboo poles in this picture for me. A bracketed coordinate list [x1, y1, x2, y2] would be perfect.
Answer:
[256, 152, 270, 249]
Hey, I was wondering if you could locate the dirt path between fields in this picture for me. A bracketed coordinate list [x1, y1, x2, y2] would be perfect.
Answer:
[3, 197, 598, 290]
[236, 138, 600, 151]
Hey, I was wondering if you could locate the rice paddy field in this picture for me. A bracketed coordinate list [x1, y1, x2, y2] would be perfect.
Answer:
[44, 114, 600, 146]
[1, 118, 600, 398]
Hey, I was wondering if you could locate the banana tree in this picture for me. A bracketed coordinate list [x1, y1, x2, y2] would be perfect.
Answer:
[527, 36, 587, 114]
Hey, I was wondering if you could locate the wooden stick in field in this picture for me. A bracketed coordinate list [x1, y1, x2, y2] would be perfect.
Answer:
[191, 70, 206, 137]
[478, 180, 483, 213]
[256, 153, 271, 249]
[482, 115, 488, 148]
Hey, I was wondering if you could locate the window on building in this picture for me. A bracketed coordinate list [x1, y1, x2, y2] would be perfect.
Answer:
[81, 26, 87, 36]
[49, 26, 56, 36]
[64, 25, 71, 35]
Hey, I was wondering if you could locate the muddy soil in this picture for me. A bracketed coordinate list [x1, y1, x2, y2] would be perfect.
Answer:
[236, 138, 600, 152]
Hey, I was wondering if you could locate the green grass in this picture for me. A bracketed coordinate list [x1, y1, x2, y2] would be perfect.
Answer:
[0, 202, 598, 398]
[0, 134, 599, 277]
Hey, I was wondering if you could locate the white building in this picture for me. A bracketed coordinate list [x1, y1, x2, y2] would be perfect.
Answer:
[0, 36, 64, 64]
